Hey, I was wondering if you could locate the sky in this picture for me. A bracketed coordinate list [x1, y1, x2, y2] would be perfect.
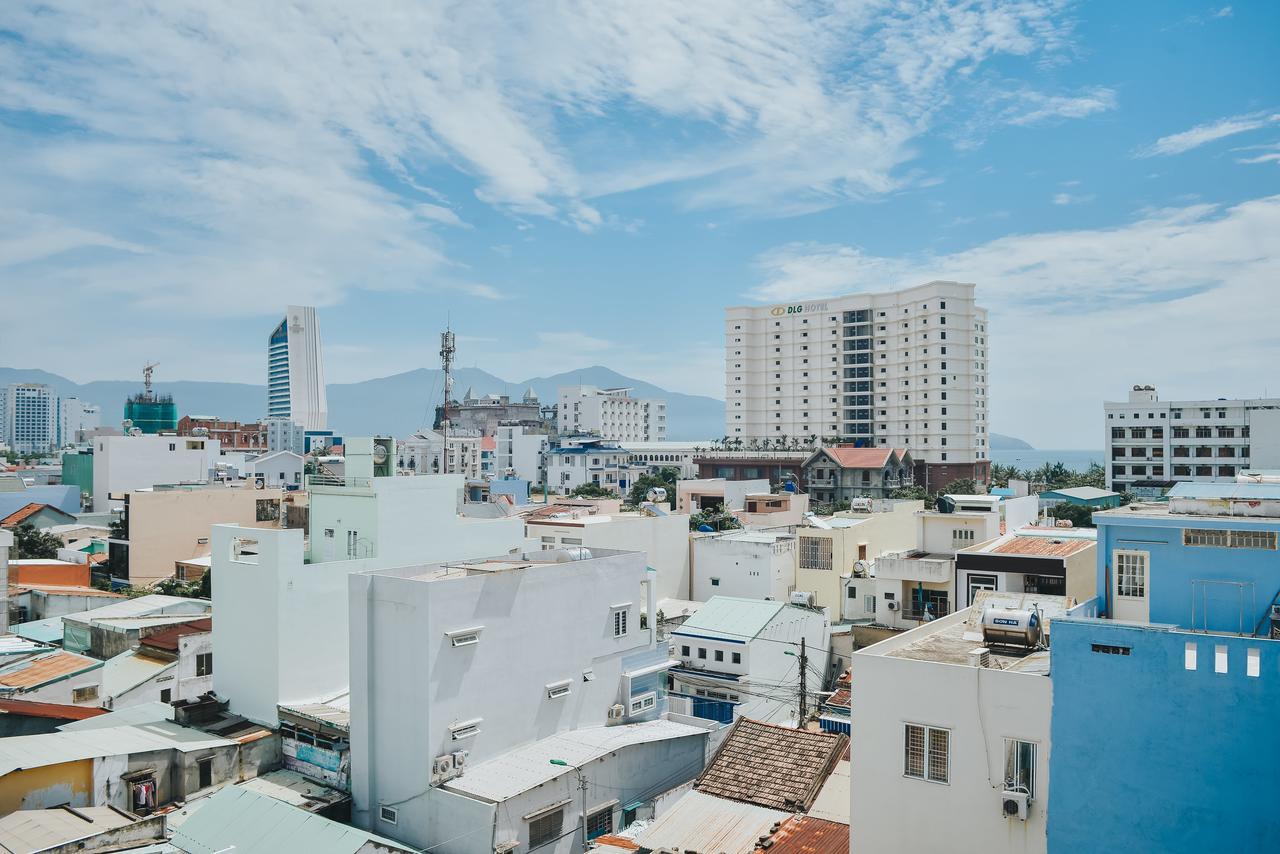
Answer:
[0, 0, 1277, 448]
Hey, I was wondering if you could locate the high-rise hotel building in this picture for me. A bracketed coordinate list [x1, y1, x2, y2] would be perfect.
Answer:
[267, 305, 329, 432]
[725, 281, 991, 488]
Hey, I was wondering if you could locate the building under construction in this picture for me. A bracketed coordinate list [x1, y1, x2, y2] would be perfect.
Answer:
[124, 363, 177, 434]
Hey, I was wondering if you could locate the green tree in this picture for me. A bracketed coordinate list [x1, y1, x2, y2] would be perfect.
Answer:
[1046, 502, 1097, 528]
[990, 463, 1024, 488]
[570, 482, 613, 498]
[12, 523, 62, 559]
[689, 505, 742, 532]
[941, 477, 979, 495]
[889, 485, 929, 501]
[627, 467, 680, 507]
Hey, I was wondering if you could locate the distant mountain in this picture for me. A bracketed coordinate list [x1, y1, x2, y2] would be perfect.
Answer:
[990, 432, 1034, 450]
[0, 365, 725, 442]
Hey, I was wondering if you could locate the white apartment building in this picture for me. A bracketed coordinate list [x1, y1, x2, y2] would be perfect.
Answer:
[691, 530, 797, 602]
[624, 440, 704, 479]
[495, 424, 549, 484]
[546, 436, 647, 496]
[92, 434, 222, 512]
[349, 548, 701, 852]
[558, 385, 667, 442]
[397, 430, 482, 480]
[850, 595, 1069, 854]
[725, 281, 990, 489]
[1, 383, 58, 454]
[267, 305, 328, 431]
[1104, 385, 1280, 493]
[59, 397, 101, 446]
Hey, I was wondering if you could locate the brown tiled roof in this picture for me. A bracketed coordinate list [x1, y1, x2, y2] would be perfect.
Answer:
[754, 815, 849, 854]
[818, 447, 893, 469]
[0, 698, 109, 720]
[140, 618, 213, 651]
[0, 651, 99, 689]
[694, 718, 848, 812]
[824, 689, 850, 710]
[0, 503, 49, 527]
[591, 835, 640, 852]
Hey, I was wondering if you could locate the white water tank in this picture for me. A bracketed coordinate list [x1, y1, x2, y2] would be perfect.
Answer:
[981, 608, 1041, 648]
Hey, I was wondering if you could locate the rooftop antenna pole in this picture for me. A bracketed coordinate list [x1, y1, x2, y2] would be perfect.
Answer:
[143, 362, 159, 398]
[440, 329, 456, 475]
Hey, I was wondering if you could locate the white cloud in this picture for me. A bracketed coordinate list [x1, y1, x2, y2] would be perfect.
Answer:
[1051, 192, 1095, 205]
[1004, 87, 1118, 126]
[748, 196, 1280, 445]
[1137, 112, 1279, 157]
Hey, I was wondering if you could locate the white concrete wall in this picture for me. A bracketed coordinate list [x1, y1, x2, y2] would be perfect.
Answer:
[691, 536, 795, 602]
[349, 550, 661, 846]
[247, 452, 304, 488]
[746, 606, 830, 723]
[176, 630, 214, 701]
[528, 514, 692, 602]
[93, 436, 222, 511]
[1002, 495, 1040, 532]
[850, 613, 1051, 854]
[920, 513, 1000, 556]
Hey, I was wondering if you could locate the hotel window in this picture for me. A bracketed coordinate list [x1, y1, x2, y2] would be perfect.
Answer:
[904, 723, 949, 783]
[1004, 740, 1037, 798]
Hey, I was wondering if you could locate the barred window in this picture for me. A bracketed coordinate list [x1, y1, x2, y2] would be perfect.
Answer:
[1183, 528, 1230, 548]
[529, 808, 563, 848]
[904, 723, 949, 783]
[798, 536, 833, 571]
[1229, 529, 1277, 550]
[1004, 739, 1037, 798]
[1115, 551, 1147, 598]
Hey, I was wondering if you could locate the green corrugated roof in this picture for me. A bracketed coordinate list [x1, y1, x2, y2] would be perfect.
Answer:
[170, 786, 411, 854]
[674, 596, 785, 642]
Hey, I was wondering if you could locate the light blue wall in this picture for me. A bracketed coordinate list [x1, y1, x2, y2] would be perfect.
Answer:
[1048, 619, 1280, 852]
[490, 478, 529, 505]
[1094, 514, 1280, 633]
[0, 484, 79, 518]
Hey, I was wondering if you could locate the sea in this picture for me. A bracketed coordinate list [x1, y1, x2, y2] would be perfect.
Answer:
[990, 449, 1104, 473]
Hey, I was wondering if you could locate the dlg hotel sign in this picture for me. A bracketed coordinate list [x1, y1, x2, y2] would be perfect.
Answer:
[770, 301, 830, 316]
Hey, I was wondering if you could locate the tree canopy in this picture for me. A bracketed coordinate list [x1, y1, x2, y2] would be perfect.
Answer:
[12, 523, 63, 559]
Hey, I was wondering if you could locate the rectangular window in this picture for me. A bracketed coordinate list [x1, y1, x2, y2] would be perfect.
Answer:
[1185, 642, 1197, 670]
[1003, 740, 1037, 798]
[587, 808, 614, 841]
[1247, 648, 1260, 678]
[714, 650, 724, 662]
[904, 724, 949, 783]
[529, 809, 563, 847]
[681, 645, 690, 657]
[1215, 645, 1228, 674]
[72, 685, 99, 702]
[379, 806, 398, 825]
[798, 536, 834, 571]
[1183, 528, 1230, 548]
[612, 608, 628, 638]
[1229, 529, 1278, 550]
[196, 653, 213, 677]
[1115, 551, 1146, 598]
[698, 648, 707, 659]
[1091, 643, 1131, 655]
[732, 652, 741, 664]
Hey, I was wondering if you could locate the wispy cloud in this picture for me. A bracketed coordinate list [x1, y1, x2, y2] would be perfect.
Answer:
[1052, 192, 1096, 205]
[1004, 87, 1118, 126]
[1137, 111, 1279, 157]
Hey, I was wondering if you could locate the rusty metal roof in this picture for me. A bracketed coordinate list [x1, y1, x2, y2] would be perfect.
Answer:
[140, 618, 213, 651]
[754, 815, 849, 854]
[0, 698, 109, 720]
[695, 719, 848, 812]
[989, 535, 1093, 557]
[0, 651, 100, 689]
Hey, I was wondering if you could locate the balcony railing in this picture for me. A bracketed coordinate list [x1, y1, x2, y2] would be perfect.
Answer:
[305, 474, 373, 489]
[899, 603, 952, 621]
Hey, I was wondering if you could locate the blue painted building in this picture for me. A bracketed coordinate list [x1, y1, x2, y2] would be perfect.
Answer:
[1048, 482, 1280, 852]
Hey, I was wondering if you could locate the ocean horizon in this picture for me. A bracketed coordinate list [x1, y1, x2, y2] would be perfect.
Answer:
[990, 449, 1103, 473]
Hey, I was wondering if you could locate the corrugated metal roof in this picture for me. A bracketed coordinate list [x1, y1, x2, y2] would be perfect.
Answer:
[806, 760, 850, 825]
[238, 769, 349, 811]
[635, 791, 791, 854]
[988, 536, 1094, 557]
[1041, 486, 1118, 501]
[754, 814, 849, 854]
[695, 719, 847, 812]
[0, 806, 144, 852]
[101, 648, 176, 697]
[0, 635, 51, 658]
[0, 721, 233, 776]
[60, 595, 209, 627]
[170, 785, 411, 854]
[58, 701, 173, 731]
[673, 597, 785, 642]
[1168, 482, 1280, 500]
[443, 719, 708, 802]
[0, 650, 100, 689]
[12, 617, 65, 644]
[0, 698, 108, 721]
[140, 618, 212, 651]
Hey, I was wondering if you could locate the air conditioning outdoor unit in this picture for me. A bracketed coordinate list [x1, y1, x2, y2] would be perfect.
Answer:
[886, 600, 899, 611]
[1001, 791, 1029, 821]
[431, 755, 455, 784]
[451, 750, 468, 772]
[607, 704, 626, 721]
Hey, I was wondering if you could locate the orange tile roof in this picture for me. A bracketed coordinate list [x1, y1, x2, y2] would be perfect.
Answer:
[990, 535, 1094, 558]
[817, 447, 893, 469]
[825, 688, 851, 709]
[755, 815, 850, 854]
[591, 836, 639, 852]
[481, 436, 497, 451]
[9, 584, 123, 599]
[0, 698, 109, 720]
[0, 503, 49, 527]
[0, 651, 99, 689]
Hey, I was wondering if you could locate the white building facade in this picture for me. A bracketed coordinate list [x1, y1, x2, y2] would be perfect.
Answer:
[725, 281, 991, 488]
[495, 425, 548, 484]
[624, 441, 704, 479]
[1104, 384, 1280, 492]
[691, 531, 797, 603]
[546, 437, 647, 496]
[92, 434, 221, 512]
[558, 386, 667, 442]
[397, 431, 482, 480]
[267, 305, 328, 431]
[59, 397, 101, 446]
[1, 383, 58, 454]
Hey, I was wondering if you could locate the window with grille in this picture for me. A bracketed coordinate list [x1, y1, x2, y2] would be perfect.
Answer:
[587, 808, 613, 840]
[904, 724, 949, 783]
[1228, 529, 1278, 550]
[1183, 528, 1230, 548]
[612, 608, 628, 637]
[798, 536, 833, 571]
[952, 528, 975, 546]
[1115, 551, 1147, 598]
[1004, 739, 1037, 798]
[529, 808, 563, 847]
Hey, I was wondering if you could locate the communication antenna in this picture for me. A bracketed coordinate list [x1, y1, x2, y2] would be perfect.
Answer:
[143, 362, 159, 397]
[439, 329, 456, 474]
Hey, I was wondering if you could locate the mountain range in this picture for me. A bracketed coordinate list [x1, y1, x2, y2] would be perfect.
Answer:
[0, 366, 1033, 448]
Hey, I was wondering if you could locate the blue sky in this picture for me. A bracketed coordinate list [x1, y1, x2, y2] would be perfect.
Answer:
[0, 0, 1277, 447]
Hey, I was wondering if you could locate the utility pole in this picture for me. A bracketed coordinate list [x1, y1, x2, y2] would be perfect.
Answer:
[798, 636, 808, 727]
[439, 329, 455, 475]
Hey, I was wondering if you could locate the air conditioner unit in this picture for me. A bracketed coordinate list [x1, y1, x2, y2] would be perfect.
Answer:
[886, 600, 899, 612]
[607, 704, 626, 721]
[790, 591, 815, 607]
[451, 750, 468, 772]
[1001, 791, 1029, 821]
[431, 755, 455, 783]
